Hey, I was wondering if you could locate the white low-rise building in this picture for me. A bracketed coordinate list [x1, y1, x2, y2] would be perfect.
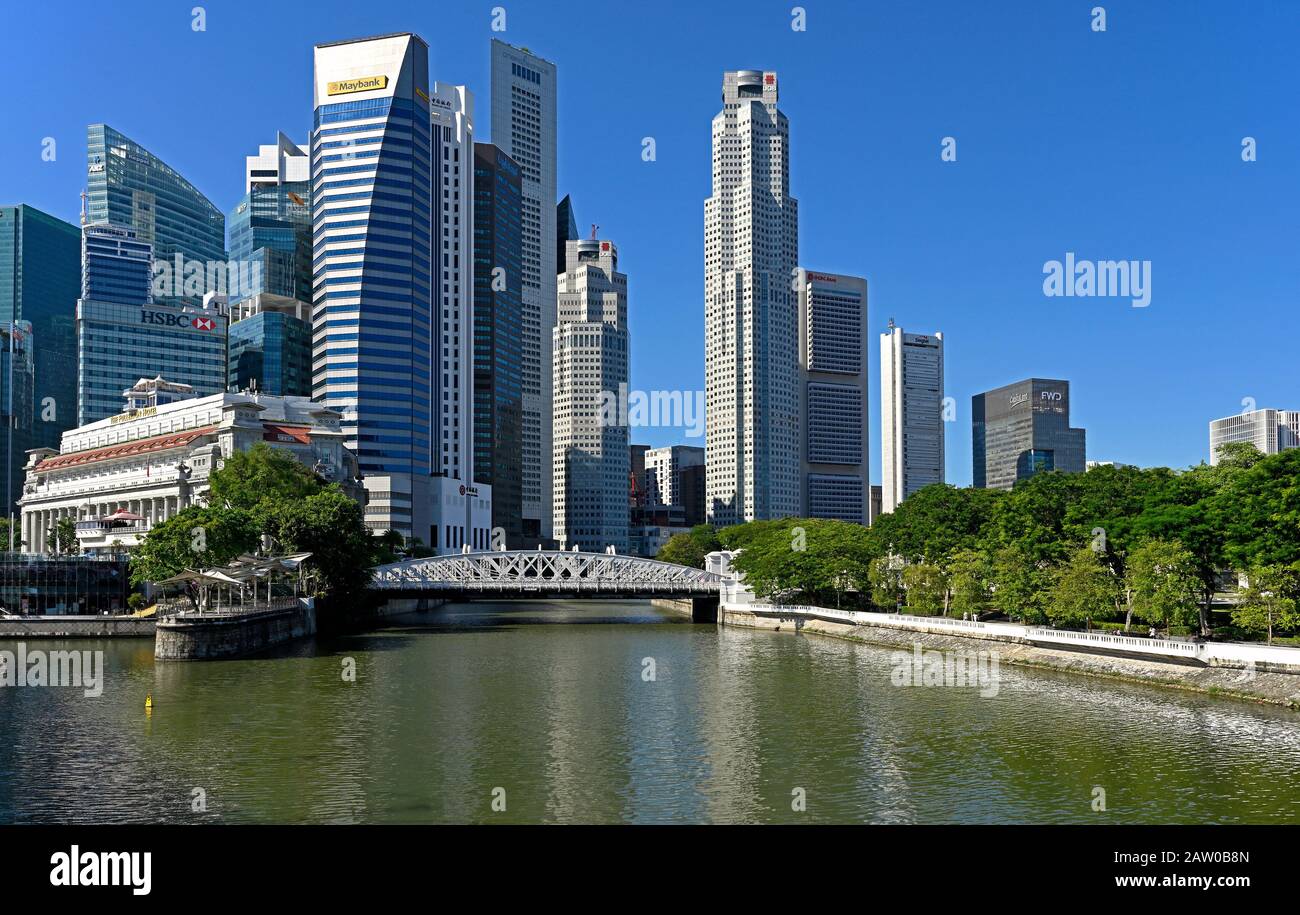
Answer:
[19, 377, 360, 555]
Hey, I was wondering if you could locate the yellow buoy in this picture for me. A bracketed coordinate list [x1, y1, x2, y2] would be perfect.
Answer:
[144, 694, 153, 711]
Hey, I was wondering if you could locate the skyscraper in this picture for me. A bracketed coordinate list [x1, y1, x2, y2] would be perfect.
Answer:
[798, 270, 869, 524]
[553, 236, 629, 552]
[556, 194, 578, 275]
[86, 124, 226, 308]
[0, 321, 35, 525]
[704, 70, 800, 526]
[226, 132, 313, 397]
[473, 142, 524, 547]
[0, 204, 80, 455]
[312, 33, 434, 540]
[880, 324, 944, 513]
[428, 82, 492, 553]
[972, 378, 1086, 489]
[644, 445, 704, 509]
[1208, 409, 1299, 465]
[77, 224, 227, 424]
[490, 39, 557, 545]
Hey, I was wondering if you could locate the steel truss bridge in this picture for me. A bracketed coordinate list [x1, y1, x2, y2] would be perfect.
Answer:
[371, 550, 723, 603]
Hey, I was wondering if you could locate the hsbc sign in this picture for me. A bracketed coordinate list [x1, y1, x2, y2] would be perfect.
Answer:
[141, 310, 218, 332]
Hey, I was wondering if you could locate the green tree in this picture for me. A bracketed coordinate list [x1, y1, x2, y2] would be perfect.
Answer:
[1048, 546, 1118, 629]
[868, 554, 905, 611]
[726, 519, 872, 605]
[264, 489, 373, 601]
[45, 517, 78, 556]
[656, 524, 722, 570]
[990, 545, 1049, 624]
[948, 548, 992, 618]
[1126, 539, 1200, 635]
[206, 442, 323, 520]
[902, 561, 948, 616]
[1221, 449, 1300, 571]
[868, 484, 1000, 564]
[129, 506, 260, 587]
[1232, 564, 1300, 644]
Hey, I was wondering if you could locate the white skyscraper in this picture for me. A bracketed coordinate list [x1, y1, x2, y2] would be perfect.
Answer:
[1208, 409, 1300, 464]
[798, 270, 869, 524]
[243, 131, 309, 193]
[704, 70, 800, 526]
[491, 39, 557, 545]
[428, 82, 492, 553]
[880, 324, 945, 514]
[554, 237, 629, 552]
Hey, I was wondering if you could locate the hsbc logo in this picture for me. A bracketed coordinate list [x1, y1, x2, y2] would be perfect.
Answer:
[140, 311, 218, 332]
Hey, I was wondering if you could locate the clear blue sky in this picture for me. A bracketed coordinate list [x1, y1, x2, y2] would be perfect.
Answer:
[2, 0, 1296, 485]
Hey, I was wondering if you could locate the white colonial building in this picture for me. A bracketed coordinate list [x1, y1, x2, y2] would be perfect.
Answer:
[19, 377, 360, 555]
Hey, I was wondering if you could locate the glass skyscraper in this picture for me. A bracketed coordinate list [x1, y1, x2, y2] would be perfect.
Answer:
[86, 124, 226, 308]
[312, 33, 434, 538]
[0, 205, 81, 463]
[972, 378, 1087, 490]
[226, 133, 313, 397]
[473, 142, 524, 547]
[0, 321, 35, 526]
[77, 224, 227, 424]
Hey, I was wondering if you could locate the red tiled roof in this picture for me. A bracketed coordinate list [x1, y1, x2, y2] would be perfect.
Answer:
[36, 426, 219, 471]
[262, 423, 312, 445]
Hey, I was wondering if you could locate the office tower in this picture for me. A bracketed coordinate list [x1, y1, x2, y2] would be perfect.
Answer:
[798, 269, 869, 524]
[0, 321, 35, 526]
[77, 225, 227, 424]
[629, 443, 649, 509]
[312, 33, 435, 541]
[704, 70, 800, 526]
[645, 445, 705, 508]
[972, 378, 1086, 489]
[490, 39, 558, 545]
[679, 462, 706, 527]
[473, 142, 524, 547]
[226, 133, 313, 396]
[1208, 409, 1300, 465]
[880, 324, 944, 512]
[86, 124, 225, 308]
[0, 204, 80, 454]
[869, 484, 883, 523]
[553, 236, 629, 552]
[556, 195, 578, 276]
[428, 82, 492, 553]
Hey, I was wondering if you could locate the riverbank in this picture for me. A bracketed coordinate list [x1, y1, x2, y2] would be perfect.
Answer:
[723, 604, 1300, 710]
[0, 615, 155, 639]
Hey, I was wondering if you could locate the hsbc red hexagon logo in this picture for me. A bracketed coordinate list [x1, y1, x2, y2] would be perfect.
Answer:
[191, 316, 215, 331]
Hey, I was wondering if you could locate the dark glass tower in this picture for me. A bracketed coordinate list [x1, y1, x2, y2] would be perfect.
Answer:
[473, 143, 524, 547]
[972, 378, 1087, 490]
[556, 194, 579, 276]
[0, 205, 80, 491]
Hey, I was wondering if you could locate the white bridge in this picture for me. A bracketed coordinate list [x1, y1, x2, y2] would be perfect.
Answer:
[371, 550, 723, 605]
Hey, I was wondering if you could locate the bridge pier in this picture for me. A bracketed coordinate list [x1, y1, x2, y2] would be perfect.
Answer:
[691, 595, 719, 624]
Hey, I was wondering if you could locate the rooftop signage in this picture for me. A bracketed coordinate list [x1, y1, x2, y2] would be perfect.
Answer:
[327, 75, 388, 96]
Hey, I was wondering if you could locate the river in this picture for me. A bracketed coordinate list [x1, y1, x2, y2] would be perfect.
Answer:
[2, 599, 1298, 824]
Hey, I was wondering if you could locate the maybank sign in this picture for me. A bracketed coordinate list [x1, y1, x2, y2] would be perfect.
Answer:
[327, 75, 388, 96]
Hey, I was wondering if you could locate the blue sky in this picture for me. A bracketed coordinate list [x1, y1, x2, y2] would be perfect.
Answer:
[2, 0, 1296, 485]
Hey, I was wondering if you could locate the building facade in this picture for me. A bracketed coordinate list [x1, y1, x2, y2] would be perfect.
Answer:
[1208, 409, 1300, 465]
[644, 444, 705, 511]
[704, 70, 800, 526]
[472, 142, 524, 547]
[20, 377, 358, 556]
[226, 133, 313, 397]
[972, 378, 1086, 489]
[0, 321, 35, 525]
[311, 33, 435, 541]
[798, 269, 869, 524]
[490, 39, 558, 545]
[0, 205, 81, 457]
[77, 225, 227, 425]
[880, 324, 944, 513]
[86, 124, 226, 308]
[553, 238, 629, 552]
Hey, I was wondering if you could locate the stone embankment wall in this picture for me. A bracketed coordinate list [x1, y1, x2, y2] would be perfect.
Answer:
[0, 616, 156, 639]
[155, 600, 316, 660]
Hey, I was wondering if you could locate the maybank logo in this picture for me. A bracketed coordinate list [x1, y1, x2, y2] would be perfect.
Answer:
[327, 75, 388, 96]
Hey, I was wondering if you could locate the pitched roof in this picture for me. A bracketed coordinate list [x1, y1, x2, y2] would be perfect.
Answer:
[35, 426, 219, 472]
